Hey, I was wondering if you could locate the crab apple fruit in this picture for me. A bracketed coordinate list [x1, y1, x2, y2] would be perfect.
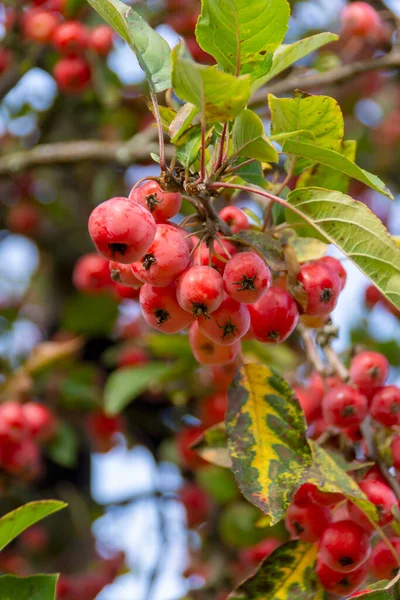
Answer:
[365, 284, 382, 308]
[319, 520, 371, 573]
[350, 351, 389, 389]
[285, 502, 331, 542]
[200, 392, 227, 427]
[320, 256, 347, 290]
[294, 483, 343, 508]
[86, 411, 124, 452]
[140, 283, 193, 334]
[0, 402, 28, 441]
[322, 385, 368, 428]
[52, 20, 88, 53]
[53, 55, 91, 93]
[223, 252, 271, 304]
[199, 296, 250, 346]
[132, 224, 190, 287]
[340, 2, 381, 38]
[297, 261, 342, 316]
[369, 537, 400, 580]
[73, 253, 111, 292]
[88, 197, 156, 264]
[179, 482, 211, 527]
[22, 402, 57, 442]
[219, 206, 249, 234]
[348, 479, 396, 531]
[177, 266, 224, 318]
[109, 261, 142, 288]
[370, 385, 400, 427]
[130, 181, 182, 223]
[22, 9, 59, 43]
[294, 386, 322, 423]
[7, 203, 40, 235]
[317, 558, 368, 596]
[189, 321, 241, 365]
[194, 237, 237, 274]
[176, 425, 206, 469]
[89, 25, 113, 55]
[117, 347, 148, 368]
[0, 438, 41, 479]
[248, 286, 299, 343]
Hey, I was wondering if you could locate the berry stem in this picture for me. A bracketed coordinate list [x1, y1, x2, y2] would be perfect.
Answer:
[196, 85, 206, 184]
[323, 345, 349, 381]
[150, 90, 166, 172]
[215, 123, 228, 172]
[297, 324, 327, 375]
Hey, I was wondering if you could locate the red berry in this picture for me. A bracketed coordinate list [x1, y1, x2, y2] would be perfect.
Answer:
[189, 321, 241, 365]
[176, 426, 205, 469]
[248, 287, 299, 343]
[132, 224, 190, 287]
[86, 411, 124, 451]
[117, 347, 148, 368]
[223, 252, 271, 304]
[348, 479, 396, 532]
[140, 283, 193, 334]
[285, 502, 331, 542]
[52, 20, 88, 53]
[317, 558, 368, 595]
[320, 256, 347, 290]
[198, 296, 250, 346]
[297, 261, 341, 316]
[294, 483, 343, 508]
[73, 253, 111, 293]
[369, 537, 400, 580]
[200, 392, 227, 427]
[219, 206, 249, 234]
[109, 261, 142, 288]
[370, 386, 400, 427]
[88, 197, 156, 264]
[0, 48, 12, 75]
[365, 284, 382, 308]
[322, 385, 368, 428]
[349, 351, 389, 389]
[294, 387, 322, 423]
[240, 538, 281, 566]
[22, 402, 57, 442]
[7, 203, 40, 235]
[341, 2, 381, 38]
[0, 438, 41, 479]
[0, 402, 28, 441]
[210, 361, 238, 391]
[22, 9, 59, 43]
[89, 25, 113, 55]
[130, 181, 182, 223]
[319, 520, 371, 573]
[179, 482, 211, 527]
[53, 55, 91, 93]
[177, 266, 224, 318]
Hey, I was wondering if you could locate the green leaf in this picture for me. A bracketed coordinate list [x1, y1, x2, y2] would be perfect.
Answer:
[254, 32, 338, 89]
[171, 43, 251, 122]
[86, 0, 171, 92]
[0, 501, 66, 552]
[231, 160, 268, 188]
[104, 363, 173, 415]
[283, 139, 393, 199]
[232, 230, 285, 271]
[175, 124, 213, 168]
[296, 139, 356, 194]
[350, 574, 400, 599]
[196, 0, 289, 83]
[192, 423, 231, 468]
[228, 541, 319, 600]
[47, 422, 79, 468]
[0, 575, 58, 600]
[169, 103, 199, 142]
[232, 110, 278, 163]
[286, 188, 400, 312]
[226, 364, 312, 525]
[62, 293, 118, 336]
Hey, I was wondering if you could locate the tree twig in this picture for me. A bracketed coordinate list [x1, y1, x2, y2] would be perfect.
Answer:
[297, 324, 326, 375]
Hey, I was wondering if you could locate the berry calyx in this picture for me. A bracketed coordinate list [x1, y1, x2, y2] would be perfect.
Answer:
[223, 252, 271, 304]
[248, 287, 299, 344]
[317, 558, 368, 596]
[109, 261, 142, 288]
[140, 283, 193, 334]
[130, 181, 182, 223]
[297, 260, 342, 316]
[285, 502, 331, 543]
[319, 520, 371, 573]
[349, 351, 389, 389]
[198, 296, 250, 346]
[177, 266, 224, 318]
[322, 385, 368, 428]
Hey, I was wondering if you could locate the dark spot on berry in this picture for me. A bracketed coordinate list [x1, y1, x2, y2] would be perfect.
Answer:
[192, 302, 210, 319]
[217, 319, 238, 341]
[368, 365, 380, 380]
[339, 556, 354, 567]
[342, 405, 356, 417]
[234, 274, 257, 292]
[320, 287, 334, 303]
[391, 403, 399, 413]
[293, 520, 304, 535]
[267, 330, 280, 341]
[142, 253, 157, 270]
[108, 243, 128, 258]
[110, 268, 121, 283]
[338, 577, 350, 588]
[145, 193, 162, 212]
[155, 308, 170, 326]
[200, 342, 214, 355]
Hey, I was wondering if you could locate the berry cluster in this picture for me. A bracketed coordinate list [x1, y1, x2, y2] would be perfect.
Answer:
[84, 187, 347, 366]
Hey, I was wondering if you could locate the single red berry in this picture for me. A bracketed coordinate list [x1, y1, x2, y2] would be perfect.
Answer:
[340, 2, 381, 38]
[349, 351, 389, 389]
[194, 238, 237, 274]
[370, 385, 400, 427]
[22, 402, 57, 442]
[7, 203, 40, 235]
[88, 197, 156, 264]
[320, 256, 347, 290]
[130, 181, 182, 223]
[198, 296, 250, 346]
[189, 321, 241, 365]
[322, 385, 368, 428]
[176, 425, 206, 469]
[89, 25, 113, 55]
[73, 253, 111, 293]
[239, 538, 281, 566]
[365, 284, 382, 308]
[179, 482, 211, 527]
[347, 479, 396, 532]
[200, 392, 227, 427]
[392, 436, 400, 469]
[109, 261, 142, 288]
[219, 206, 249, 234]
[319, 520, 371, 573]
[0, 402, 28, 442]
[22, 9, 59, 43]
[294, 386, 322, 423]
[294, 483, 343, 508]
[52, 20, 88, 53]
[53, 55, 91, 93]
[223, 252, 271, 304]
[140, 283, 193, 334]
[369, 537, 400, 580]
[86, 411, 124, 452]
[248, 287, 299, 344]
[285, 502, 331, 542]
[117, 347, 148, 368]
[177, 265, 224, 318]
[132, 224, 190, 287]
[0, 438, 42, 479]
[297, 261, 342, 316]
[317, 558, 368, 596]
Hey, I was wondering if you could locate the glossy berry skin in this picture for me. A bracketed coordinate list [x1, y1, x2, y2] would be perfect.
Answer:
[370, 385, 400, 427]
[109, 261, 142, 288]
[340, 2, 381, 38]
[347, 479, 396, 532]
[319, 520, 371, 573]
[132, 224, 190, 287]
[200, 392, 227, 427]
[297, 261, 341, 316]
[223, 252, 271, 304]
[369, 537, 400, 580]
[349, 351, 389, 389]
[199, 296, 250, 346]
[73, 253, 111, 293]
[89, 25, 113, 55]
[320, 256, 347, 290]
[140, 283, 193, 333]
[285, 502, 331, 543]
[22, 9, 59, 43]
[22, 402, 57, 442]
[53, 56, 91, 93]
[52, 21, 88, 53]
[317, 558, 368, 596]
[130, 181, 182, 223]
[294, 483, 343, 508]
[189, 321, 240, 366]
[177, 266, 224, 318]
[248, 287, 299, 344]
[219, 206, 249, 234]
[89, 197, 156, 264]
[322, 385, 368, 428]
[176, 426, 206, 469]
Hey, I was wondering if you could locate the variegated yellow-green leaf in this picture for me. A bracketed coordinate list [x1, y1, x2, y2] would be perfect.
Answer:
[228, 541, 318, 600]
[226, 364, 312, 525]
[192, 423, 231, 468]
